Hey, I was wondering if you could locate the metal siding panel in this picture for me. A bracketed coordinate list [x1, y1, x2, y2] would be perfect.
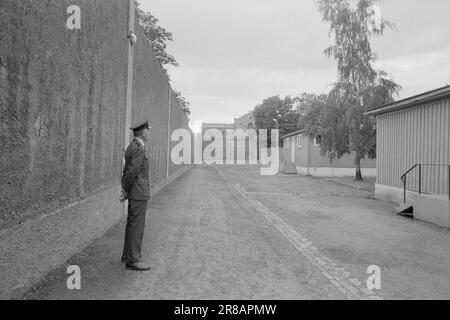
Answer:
[425, 105, 430, 193]
[431, 105, 436, 193]
[414, 107, 419, 191]
[442, 101, 447, 193]
[391, 113, 396, 186]
[421, 106, 425, 191]
[437, 103, 442, 192]
[381, 118, 384, 184]
[432, 104, 437, 192]
[389, 113, 394, 187]
[447, 101, 450, 196]
[407, 109, 412, 190]
[383, 116, 386, 183]
[389, 114, 398, 185]
[382, 115, 386, 185]
[432, 104, 437, 193]
[442, 103, 445, 193]
[440, 102, 447, 193]
[411, 108, 417, 190]
[438, 102, 442, 193]
[408, 109, 412, 190]
[386, 114, 390, 186]
[400, 112, 409, 185]
[376, 119, 380, 183]
[426, 105, 431, 193]
[441, 102, 446, 193]
[384, 115, 388, 184]
[380, 115, 384, 184]
[400, 109, 404, 187]
[443, 101, 449, 194]
[392, 113, 396, 186]
[398, 111, 402, 187]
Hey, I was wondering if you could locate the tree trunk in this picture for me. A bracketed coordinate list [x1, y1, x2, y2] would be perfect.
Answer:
[355, 160, 363, 181]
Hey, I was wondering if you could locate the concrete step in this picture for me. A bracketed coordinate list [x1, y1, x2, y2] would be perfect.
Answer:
[284, 162, 297, 174]
[395, 203, 414, 218]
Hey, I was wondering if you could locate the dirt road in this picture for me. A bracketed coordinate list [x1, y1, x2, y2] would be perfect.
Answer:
[26, 165, 450, 299]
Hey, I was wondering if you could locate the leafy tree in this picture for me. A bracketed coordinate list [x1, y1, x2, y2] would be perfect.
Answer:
[135, 2, 178, 68]
[315, 0, 401, 180]
[296, 93, 328, 131]
[135, 3, 191, 116]
[297, 93, 350, 162]
[253, 96, 299, 147]
[173, 90, 192, 117]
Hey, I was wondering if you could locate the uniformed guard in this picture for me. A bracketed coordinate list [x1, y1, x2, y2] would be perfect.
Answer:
[120, 119, 152, 271]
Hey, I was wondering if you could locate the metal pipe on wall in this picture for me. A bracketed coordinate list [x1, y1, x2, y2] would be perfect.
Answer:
[122, 0, 136, 219]
[124, 0, 135, 149]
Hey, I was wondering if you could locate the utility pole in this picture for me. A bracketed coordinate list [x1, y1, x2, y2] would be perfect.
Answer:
[122, 0, 136, 220]
[124, 0, 135, 149]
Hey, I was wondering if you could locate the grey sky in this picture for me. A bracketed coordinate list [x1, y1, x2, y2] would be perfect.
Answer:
[139, 0, 450, 132]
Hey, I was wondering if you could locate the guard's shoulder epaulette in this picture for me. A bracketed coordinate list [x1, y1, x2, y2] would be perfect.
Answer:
[133, 140, 146, 152]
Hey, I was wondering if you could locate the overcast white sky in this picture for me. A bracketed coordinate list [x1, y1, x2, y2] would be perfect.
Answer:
[139, 0, 450, 133]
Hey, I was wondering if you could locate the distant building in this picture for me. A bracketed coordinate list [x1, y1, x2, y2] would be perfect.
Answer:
[233, 112, 256, 161]
[366, 85, 450, 228]
[281, 129, 376, 177]
[234, 112, 254, 130]
[201, 123, 235, 135]
[201, 123, 235, 163]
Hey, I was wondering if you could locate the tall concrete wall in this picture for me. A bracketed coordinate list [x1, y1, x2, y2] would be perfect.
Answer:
[0, 0, 129, 231]
[0, 0, 191, 299]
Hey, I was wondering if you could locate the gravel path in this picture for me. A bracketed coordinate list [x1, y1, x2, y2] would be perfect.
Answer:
[25, 165, 450, 300]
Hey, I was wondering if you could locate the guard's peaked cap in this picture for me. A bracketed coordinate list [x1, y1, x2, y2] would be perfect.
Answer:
[129, 120, 151, 131]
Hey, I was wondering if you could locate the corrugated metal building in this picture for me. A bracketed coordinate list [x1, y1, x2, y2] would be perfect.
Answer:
[281, 130, 376, 177]
[366, 85, 450, 228]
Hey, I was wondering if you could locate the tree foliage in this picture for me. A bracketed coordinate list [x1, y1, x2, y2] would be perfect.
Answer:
[309, 0, 401, 179]
[297, 92, 350, 162]
[135, 2, 178, 68]
[135, 3, 191, 116]
[253, 96, 299, 146]
[174, 90, 192, 117]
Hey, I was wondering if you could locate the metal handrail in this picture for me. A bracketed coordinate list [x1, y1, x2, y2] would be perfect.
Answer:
[401, 164, 450, 203]
[400, 164, 418, 182]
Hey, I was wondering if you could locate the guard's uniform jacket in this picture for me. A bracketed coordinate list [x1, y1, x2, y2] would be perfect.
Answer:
[121, 138, 150, 200]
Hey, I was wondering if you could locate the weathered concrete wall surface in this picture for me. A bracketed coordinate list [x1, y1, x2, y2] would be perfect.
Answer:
[0, 0, 191, 299]
[0, 0, 129, 229]
[131, 22, 191, 182]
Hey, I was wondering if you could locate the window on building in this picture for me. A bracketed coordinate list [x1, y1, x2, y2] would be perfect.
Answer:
[297, 135, 303, 148]
[248, 123, 253, 129]
[313, 135, 322, 146]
